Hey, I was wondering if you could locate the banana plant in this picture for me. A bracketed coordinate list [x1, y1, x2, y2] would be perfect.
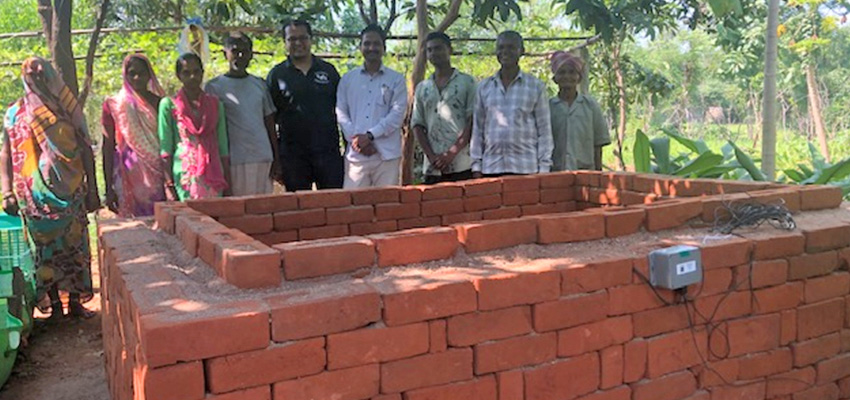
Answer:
[633, 127, 756, 179]
[781, 143, 850, 196]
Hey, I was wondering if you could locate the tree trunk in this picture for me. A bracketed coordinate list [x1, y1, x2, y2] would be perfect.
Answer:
[400, 0, 430, 184]
[611, 42, 627, 170]
[806, 63, 830, 162]
[51, 0, 79, 95]
[761, 0, 779, 180]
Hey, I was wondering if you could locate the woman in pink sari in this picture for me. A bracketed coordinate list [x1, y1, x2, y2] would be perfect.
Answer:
[102, 54, 166, 216]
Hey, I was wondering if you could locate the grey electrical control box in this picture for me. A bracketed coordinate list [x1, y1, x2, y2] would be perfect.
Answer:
[648, 245, 702, 290]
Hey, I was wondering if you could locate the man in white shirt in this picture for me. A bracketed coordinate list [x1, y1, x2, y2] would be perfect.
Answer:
[335, 24, 408, 188]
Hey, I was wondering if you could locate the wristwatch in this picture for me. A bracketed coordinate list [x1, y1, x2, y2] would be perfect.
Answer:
[366, 132, 374, 141]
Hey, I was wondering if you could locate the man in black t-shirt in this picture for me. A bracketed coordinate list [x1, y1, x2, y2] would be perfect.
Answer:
[267, 20, 344, 191]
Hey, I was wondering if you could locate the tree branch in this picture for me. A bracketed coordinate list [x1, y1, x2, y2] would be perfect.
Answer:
[37, 0, 53, 44]
[384, 0, 399, 33]
[355, 0, 370, 24]
[78, 0, 110, 107]
[369, 0, 378, 23]
[435, 0, 463, 32]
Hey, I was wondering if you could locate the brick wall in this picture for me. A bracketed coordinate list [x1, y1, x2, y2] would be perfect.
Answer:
[101, 172, 850, 400]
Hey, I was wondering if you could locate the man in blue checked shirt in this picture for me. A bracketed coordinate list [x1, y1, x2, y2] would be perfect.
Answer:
[470, 31, 553, 178]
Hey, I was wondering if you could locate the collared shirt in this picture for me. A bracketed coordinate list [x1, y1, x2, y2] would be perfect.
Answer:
[550, 94, 611, 171]
[471, 70, 553, 175]
[336, 65, 408, 162]
[266, 56, 341, 154]
[411, 69, 476, 176]
[205, 74, 276, 165]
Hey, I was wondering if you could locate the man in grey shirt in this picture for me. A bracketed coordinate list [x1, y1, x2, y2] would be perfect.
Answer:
[335, 24, 408, 188]
[471, 31, 552, 177]
[206, 33, 278, 195]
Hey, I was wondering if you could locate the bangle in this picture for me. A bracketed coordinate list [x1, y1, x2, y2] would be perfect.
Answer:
[2, 192, 14, 200]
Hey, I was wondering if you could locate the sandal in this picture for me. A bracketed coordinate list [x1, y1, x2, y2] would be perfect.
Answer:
[69, 300, 96, 319]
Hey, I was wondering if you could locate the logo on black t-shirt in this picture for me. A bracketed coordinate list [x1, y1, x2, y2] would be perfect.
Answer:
[314, 71, 330, 84]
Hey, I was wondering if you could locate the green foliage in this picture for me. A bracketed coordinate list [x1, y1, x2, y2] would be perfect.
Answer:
[781, 143, 850, 195]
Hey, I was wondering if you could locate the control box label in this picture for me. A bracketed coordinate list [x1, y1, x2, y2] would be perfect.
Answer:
[676, 260, 697, 275]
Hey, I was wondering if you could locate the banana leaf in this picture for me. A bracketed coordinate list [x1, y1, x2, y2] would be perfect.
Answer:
[673, 152, 724, 177]
[634, 130, 652, 173]
[661, 127, 710, 154]
[650, 136, 671, 174]
[814, 156, 850, 185]
[728, 141, 766, 181]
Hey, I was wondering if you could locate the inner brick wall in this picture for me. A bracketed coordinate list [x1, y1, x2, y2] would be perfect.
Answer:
[101, 171, 850, 400]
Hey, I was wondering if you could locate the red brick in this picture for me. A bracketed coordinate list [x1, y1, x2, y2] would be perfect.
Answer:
[620, 191, 658, 205]
[695, 358, 738, 388]
[805, 272, 850, 303]
[447, 306, 532, 346]
[175, 214, 220, 256]
[734, 259, 787, 290]
[533, 290, 608, 332]
[139, 300, 270, 368]
[474, 333, 556, 374]
[501, 175, 540, 192]
[576, 386, 632, 400]
[218, 241, 282, 288]
[370, 227, 458, 267]
[536, 212, 604, 244]
[840, 376, 850, 398]
[668, 178, 714, 197]
[142, 361, 205, 400]
[273, 208, 325, 231]
[803, 223, 850, 253]
[524, 353, 599, 400]
[297, 189, 352, 209]
[727, 314, 781, 357]
[351, 187, 401, 205]
[373, 395, 401, 400]
[608, 284, 674, 315]
[481, 206, 522, 220]
[748, 188, 801, 213]
[272, 364, 379, 400]
[700, 268, 732, 295]
[430, 320, 447, 353]
[646, 329, 707, 378]
[276, 236, 374, 280]
[798, 298, 845, 341]
[540, 188, 575, 203]
[631, 174, 671, 196]
[748, 232, 806, 260]
[799, 185, 842, 210]
[421, 184, 464, 200]
[738, 347, 793, 379]
[299, 224, 349, 240]
[401, 186, 423, 203]
[464, 194, 502, 212]
[327, 322, 429, 369]
[463, 179, 502, 197]
[205, 386, 271, 400]
[842, 329, 850, 352]
[792, 383, 839, 400]
[404, 376, 497, 400]
[266, 284, 380, 341]
[631, 370, 697, 400]
[540, 172, 576, 189]
[253, 230, 299, 246]
[754, 282, 804, 314]
[601, 345, 624, 389]
[692, 291, 753, 323]
[154, 201, 189, 233]
[186, 197, 245, 217]
[782, 309, 798, 345]
[793, 333, 840, 367]
[633, 305, 689, 337]
[601, 172, 635, 190]
[816, 353, 850, 384]
[219, 214, 274, 234]
[561, 258, 632, 295]
[422, 198, 465, 217]
[380, 349, 473, 393]
[557, 316, 633, 357]
[379, 280, 477, 326]
[205, 338, 326, 393]
[455, 218, 537, 253]
[398, 216, 441, 230]
[644, 199, 702, 231]
[604, 209, 645, 237]
[697, 238, 753, 270]
[198, 229, 254, 266]
[708, 381, 765, 400]
[574, 171, 602, 187]
[589, 187, 622, 205]
[766, 367, 816, 397]
[442, 212, 483, 225]
[350, 220, 398, 235]
[624, 340, 647, 383]
[521, 202, 570, 216]
[839, 248, 850, 270]
[326, 205, 375, 225]
[497, 370, 524, 400]
[503, 190, 539, 206]
[244, 194, 298, 214]
[476, 270, 560, 311]
[375, 202, 420, 220]
[700, 193, 750, 222]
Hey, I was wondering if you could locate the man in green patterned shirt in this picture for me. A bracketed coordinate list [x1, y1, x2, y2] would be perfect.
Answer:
[411, 32, 476, 184]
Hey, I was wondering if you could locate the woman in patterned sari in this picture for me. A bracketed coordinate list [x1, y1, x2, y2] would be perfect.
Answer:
[158, 52, 230, 201]
[102, 54, 166, 216]
[0, 57, 100, 321]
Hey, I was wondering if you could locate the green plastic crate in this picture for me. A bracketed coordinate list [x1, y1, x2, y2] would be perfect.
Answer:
[0, 298, 23, 389]
[0, 212, 36, 339]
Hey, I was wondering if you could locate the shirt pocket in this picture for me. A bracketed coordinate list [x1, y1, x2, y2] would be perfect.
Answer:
[380, 84, 394, 106]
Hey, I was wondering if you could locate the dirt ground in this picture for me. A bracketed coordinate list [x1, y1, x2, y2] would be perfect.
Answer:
[0, 292, 109, 400]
